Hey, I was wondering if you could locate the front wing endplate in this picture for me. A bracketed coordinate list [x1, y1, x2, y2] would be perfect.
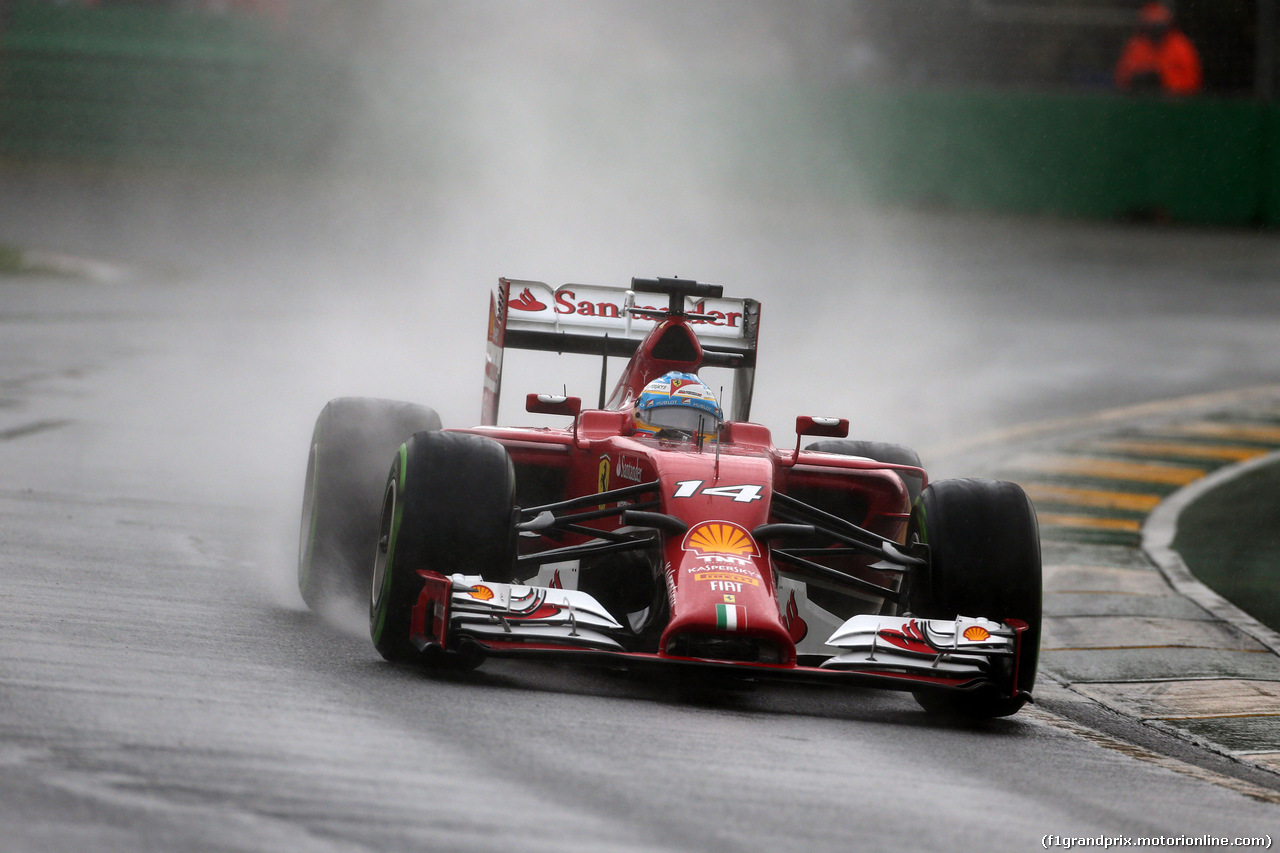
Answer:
[446, 575, 626, 652]
[821, 614, 1018, 681]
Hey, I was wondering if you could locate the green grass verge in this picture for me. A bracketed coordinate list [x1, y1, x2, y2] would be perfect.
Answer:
[1174, 459, 1280, 633]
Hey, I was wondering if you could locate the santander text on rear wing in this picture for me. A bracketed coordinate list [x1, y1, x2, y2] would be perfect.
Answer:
[483, 278, 761, 426]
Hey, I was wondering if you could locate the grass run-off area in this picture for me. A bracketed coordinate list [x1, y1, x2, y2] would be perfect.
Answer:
[1175, 457, 1280, 633]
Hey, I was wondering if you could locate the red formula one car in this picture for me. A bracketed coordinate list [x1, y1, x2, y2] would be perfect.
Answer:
[298, 277, 1042, 717]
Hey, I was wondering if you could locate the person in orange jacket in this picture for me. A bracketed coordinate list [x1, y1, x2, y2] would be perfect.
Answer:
[1114, 2, 1203, 95]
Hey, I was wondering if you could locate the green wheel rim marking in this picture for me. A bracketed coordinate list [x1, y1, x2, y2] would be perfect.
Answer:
[372, 442, 408, 642]
[299, 442, 320, 590]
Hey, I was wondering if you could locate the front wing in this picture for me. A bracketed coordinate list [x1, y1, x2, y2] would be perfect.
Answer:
[410, 574, 1030, 698]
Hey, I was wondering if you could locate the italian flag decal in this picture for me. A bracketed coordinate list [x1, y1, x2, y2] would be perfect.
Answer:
[716, 604, 747, 631]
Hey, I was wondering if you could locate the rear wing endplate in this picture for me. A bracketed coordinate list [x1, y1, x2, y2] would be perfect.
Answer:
[483, 278, 760, 425]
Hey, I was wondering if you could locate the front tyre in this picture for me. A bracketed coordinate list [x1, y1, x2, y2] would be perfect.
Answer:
[805, 439, 924, 505]
[370, 431, 517, 664]
[298, 397, 441, 609]
[907, 478, 1041, 718]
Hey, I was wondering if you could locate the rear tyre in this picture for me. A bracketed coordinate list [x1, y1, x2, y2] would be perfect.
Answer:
[298, 397, 441, 610]
[370, 431, 517, 664]
[805, 439, 924, 505]
[906, 478, 1041, 719]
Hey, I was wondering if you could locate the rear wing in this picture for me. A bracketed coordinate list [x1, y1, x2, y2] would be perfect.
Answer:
[483, 278, 761, 425]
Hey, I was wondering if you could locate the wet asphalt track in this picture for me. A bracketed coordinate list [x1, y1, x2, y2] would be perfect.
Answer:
[3, 184, 1280, 851]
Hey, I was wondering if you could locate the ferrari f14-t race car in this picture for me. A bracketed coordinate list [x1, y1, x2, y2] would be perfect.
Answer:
[298, 277, 1041, 718]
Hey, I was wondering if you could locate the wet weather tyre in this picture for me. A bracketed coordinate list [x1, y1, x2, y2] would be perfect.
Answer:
[907, 478, 1041, 719]
[805, 439, 924, 505]
[297, 397, 442, 610]
[370, 431, 518, 664]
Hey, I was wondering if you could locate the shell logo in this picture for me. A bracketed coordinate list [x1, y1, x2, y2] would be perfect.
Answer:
[683, 521, 758, 558]
[962, 625, 991, 642]
[470, 585, 495, 601]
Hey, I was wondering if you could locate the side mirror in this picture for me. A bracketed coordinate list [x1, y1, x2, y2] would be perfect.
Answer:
[795, 416, 849, 439]
[526, 393, 582, 417]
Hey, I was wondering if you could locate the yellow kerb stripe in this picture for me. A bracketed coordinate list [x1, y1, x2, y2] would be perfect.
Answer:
[1022, 483, 1162, 512]
[1023, 456, 1205, 485]
[1037, 513, 1142, 532]
[1091, 439, 1268, 463]
[1163, 421, 1280, 444]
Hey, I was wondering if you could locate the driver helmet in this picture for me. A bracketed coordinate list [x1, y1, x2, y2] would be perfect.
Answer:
[633, 371, 723, 438]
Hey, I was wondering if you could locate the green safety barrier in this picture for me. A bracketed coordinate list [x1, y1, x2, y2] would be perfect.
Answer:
[2, 2, 1277, 226]
[663, 81, 1279, 227]
[1265, 106, 1280, 225]
[0, 1, 344, 168]
[829, 87, 1277, 227]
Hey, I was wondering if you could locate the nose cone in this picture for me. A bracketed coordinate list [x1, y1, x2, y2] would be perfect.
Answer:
[659, 529, 796, 666]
